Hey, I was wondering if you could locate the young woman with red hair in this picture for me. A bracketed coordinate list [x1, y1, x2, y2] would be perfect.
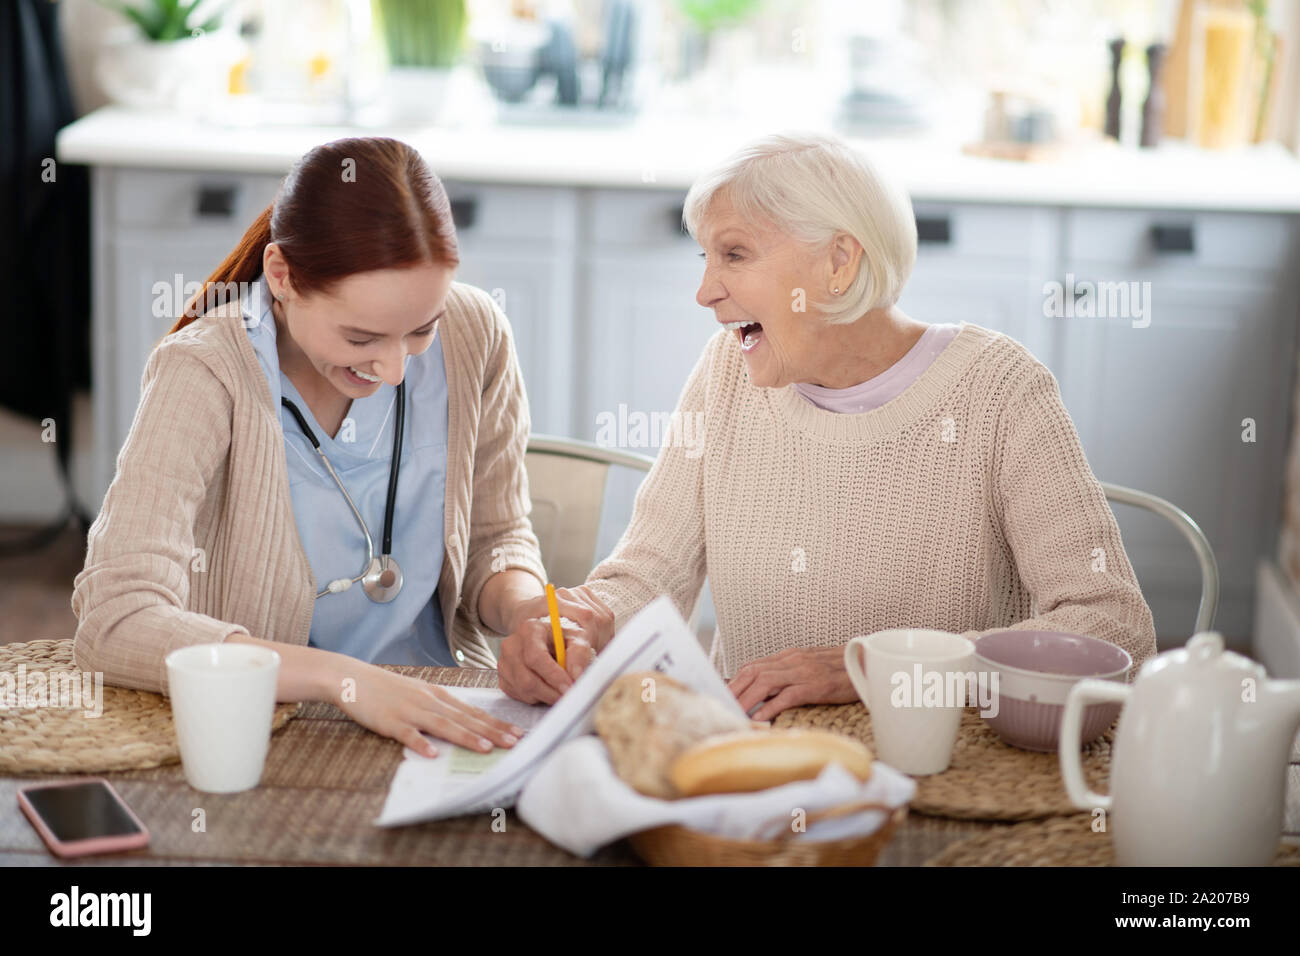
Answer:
[72, 137, 610, 757]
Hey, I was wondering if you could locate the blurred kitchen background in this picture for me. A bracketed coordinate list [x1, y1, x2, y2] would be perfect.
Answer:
[5, 0, 1300, 670]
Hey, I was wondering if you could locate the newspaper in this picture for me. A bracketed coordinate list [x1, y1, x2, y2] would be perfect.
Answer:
[374, 595, 744, 827]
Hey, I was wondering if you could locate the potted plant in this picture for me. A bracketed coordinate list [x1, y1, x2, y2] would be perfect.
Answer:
[675, 0, 762, 35]
[93, 0, 241, 110]
[671, 0, 761, 106]
[671, 0, 761, 91]
[373, 0, 468, 123]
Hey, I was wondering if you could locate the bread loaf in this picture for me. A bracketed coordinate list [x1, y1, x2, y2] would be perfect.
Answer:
[594, 672, 751, 798]
[669, 729, 874, 797]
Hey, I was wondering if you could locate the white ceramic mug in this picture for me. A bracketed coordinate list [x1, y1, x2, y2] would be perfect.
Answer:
[165, 643, 281, 793]
[844, 629, 975, 775]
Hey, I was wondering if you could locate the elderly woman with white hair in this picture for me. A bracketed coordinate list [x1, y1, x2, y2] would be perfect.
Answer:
[495, 131, 1157, 719]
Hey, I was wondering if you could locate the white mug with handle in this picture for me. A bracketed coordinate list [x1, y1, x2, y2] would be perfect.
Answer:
[844, 629, 975, 775]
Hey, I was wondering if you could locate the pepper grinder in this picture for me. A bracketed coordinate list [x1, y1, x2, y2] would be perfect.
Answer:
[1105, 37, 1124, 140]
[1141, 42, 1167, 147]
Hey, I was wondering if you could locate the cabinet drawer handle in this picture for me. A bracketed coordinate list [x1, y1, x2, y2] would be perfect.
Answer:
[916, 215, 951, 244]
[196, 184, 239, 218]
[1150, 223, 1195, 253]
[450, 197, 478, 230]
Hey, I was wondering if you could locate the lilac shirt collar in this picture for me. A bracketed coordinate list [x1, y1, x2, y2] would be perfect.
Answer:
[793, 323, 962, 414]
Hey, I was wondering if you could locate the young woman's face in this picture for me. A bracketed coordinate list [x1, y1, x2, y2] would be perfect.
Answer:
[265, 246, 454, 398]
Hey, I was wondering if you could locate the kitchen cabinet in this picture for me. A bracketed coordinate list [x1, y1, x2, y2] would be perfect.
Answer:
[898, 202, 1058, 363]
[441, 183, 580, 437]
[578, 189, 716, 441]
[1057, 207, 1299, 639]
[80, 165, 1299, 645]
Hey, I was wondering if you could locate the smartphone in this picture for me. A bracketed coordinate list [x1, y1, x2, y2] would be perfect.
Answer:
[17, 778, 150, 858]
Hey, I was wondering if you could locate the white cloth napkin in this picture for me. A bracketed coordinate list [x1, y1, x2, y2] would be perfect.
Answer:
[516, 735, 917, 858]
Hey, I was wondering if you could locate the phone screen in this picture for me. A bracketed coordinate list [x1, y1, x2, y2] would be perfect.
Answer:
[23, 782, 143, 843]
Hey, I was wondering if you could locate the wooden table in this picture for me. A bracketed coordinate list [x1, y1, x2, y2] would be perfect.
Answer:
[2, 667, 1294, 865]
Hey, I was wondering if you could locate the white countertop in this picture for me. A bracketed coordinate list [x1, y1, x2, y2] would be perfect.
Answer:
[56, 105, 1300, 212]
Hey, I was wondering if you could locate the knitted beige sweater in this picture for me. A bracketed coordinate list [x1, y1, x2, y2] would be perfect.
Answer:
[72, 282, 547, 694]
[585, 322, 1158, 678]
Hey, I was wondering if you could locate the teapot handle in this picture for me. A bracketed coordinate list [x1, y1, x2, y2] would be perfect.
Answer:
[1059, 678, 1130, 811]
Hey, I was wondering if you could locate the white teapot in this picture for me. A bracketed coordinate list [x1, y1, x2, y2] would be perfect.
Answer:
[1059, 632, 1300, 866]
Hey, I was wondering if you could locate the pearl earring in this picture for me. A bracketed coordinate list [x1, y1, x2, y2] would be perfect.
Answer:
[832, 286, 840, 295]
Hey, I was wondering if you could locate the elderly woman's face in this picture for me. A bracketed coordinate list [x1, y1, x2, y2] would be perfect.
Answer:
[694, 192, 827, 388]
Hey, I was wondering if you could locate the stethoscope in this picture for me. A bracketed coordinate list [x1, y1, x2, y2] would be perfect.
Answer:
[279, 381, 406, 603]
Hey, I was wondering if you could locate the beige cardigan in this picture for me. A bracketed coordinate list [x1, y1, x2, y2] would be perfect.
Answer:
[72, 282, 547, 693]
[586, 323, 1159, 678]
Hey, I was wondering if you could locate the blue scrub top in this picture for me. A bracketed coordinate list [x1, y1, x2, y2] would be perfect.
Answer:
[242, 273, 455, 665]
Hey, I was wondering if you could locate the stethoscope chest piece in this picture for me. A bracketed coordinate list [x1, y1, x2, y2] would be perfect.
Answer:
[362, 554, 404, 603]
[282, 379, 410, 605]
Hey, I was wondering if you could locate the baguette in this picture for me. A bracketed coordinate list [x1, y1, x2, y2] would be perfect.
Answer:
[670, 729, 874, 797]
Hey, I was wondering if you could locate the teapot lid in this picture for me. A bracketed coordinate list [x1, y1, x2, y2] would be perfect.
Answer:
[1143, 631, 1262, 685]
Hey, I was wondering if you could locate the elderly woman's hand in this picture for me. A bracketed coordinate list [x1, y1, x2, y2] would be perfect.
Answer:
[727, 646, 860, 722]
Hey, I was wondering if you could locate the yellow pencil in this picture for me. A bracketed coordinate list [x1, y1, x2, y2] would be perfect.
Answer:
[545, 582, 565, 670]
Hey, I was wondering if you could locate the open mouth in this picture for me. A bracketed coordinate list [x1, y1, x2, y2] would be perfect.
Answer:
[723, 321, 764, 353]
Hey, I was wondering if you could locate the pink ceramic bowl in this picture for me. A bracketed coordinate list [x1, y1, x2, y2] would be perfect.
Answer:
[972, 630, 1131, 752]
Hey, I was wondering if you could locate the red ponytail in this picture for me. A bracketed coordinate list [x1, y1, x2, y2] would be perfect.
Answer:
[170, 204, 272, 334]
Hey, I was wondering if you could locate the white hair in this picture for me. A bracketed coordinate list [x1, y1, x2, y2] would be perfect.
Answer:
[682, 131, 917, 324]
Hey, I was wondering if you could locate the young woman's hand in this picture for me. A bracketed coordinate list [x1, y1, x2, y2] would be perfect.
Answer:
[496, 585, 613, 704]
[326, 660, 526, 757]
[226, 634, 525, 757]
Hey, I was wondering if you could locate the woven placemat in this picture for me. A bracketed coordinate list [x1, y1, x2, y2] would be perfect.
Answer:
[0, 639, 300, 774]
[923, 815, 1300, 866]
[775, 702, 1113, 822]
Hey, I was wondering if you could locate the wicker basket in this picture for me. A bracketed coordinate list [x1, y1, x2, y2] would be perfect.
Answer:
[626, 800, 907, 866]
